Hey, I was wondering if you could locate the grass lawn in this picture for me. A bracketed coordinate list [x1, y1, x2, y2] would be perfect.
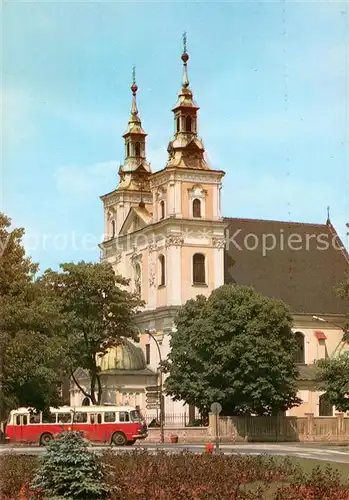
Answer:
[240, 455, 349, 498]
[278, 456, 349, 478]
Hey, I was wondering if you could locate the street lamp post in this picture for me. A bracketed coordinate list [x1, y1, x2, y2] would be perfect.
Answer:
[145, 328, 164, 444]
[313, 316, 349, 356]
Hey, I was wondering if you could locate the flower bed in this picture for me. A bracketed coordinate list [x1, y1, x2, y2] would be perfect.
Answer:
[1, 451, 348, 499]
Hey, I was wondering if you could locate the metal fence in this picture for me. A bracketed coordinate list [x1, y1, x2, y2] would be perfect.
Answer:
[144, 412, 203, 428]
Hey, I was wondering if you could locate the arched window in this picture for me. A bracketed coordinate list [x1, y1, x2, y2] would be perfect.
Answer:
[111, 220, 116, 238]
[159, 254, 165, 286]
[126, 143, 130, 157]
[160, 200, 165, 220]
[185, 115, 192, 132]
[135, 263, 141, 296]
[82, 397, 90, 406]
[193, 198, 201, 218]
[193, 253, 205, 285]
[294, 332, 305, 364]
[176, 116, 180, 133]
[135, 142, 141, 157]
[319, 393, 333, 416]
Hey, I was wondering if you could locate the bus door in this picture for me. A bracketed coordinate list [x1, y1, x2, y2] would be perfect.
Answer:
[15, 414, 28, 442]
[89, 412, 102, 441]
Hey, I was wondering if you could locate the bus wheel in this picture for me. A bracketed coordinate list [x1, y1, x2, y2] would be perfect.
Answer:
[126, 440, 136, 446]
[112, 432, 126, 446]
[40, 432, 53, 446]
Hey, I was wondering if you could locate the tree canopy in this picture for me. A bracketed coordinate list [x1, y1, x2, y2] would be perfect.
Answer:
[164, 284, 301, 416]
[0, 213, 65, 420]
[336, 273, 349, 328]
[40, 262, 143, 404]
[315, 354, 349, 413]
[314, 274, 349, 413]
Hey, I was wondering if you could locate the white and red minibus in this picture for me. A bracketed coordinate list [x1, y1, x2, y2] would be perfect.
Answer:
[5, 405, 147, 446]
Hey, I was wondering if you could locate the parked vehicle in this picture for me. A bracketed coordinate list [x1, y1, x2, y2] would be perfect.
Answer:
[5, 405, 147, 446]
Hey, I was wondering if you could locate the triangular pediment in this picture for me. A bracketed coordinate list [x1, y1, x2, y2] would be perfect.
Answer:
[119, 206, 152, 235]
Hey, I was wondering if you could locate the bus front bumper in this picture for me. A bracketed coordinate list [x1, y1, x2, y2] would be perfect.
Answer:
[133, 432, 148, 440]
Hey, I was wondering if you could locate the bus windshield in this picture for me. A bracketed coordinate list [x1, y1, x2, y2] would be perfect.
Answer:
[130, 410, 142, 422]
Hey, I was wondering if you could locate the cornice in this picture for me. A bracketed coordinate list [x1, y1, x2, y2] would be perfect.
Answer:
[292, 312, 346, 328]
[149, 167, 225, 189]
[102, 191, 152, 208]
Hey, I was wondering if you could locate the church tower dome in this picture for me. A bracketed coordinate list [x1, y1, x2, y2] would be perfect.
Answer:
[118, 66, 152, 191]
[100, 68, 153, 245]
[166, 33, 209, 170]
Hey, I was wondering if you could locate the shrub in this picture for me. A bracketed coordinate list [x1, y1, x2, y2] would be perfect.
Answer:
[30, 431, 112, 499]
[276, 464, 349, 500]
[102, 451, 298, 499]
[1, 449, 348, 499]
[0, 454, 38, 499]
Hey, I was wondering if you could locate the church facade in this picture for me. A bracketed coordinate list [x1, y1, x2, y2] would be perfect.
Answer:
[71, 40, 349, 419]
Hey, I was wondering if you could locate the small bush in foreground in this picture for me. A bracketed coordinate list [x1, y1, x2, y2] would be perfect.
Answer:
[31, 431, 112, 499]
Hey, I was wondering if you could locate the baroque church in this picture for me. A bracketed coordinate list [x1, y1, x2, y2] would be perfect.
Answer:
[71, 39, 349, 419]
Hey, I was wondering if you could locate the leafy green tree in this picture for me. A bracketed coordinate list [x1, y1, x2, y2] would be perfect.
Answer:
[336, 273, 349, 328]
[164, 284, 301, 416]
[315, 354, 349, 413]
[40, 262, 143, 404]
[31, 431, 112, 499]
[0, 213, 65, 421]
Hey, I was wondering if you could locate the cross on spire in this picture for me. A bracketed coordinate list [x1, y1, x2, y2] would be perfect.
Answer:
[181, 31, 190, 88]
[130, 65, 138, 115]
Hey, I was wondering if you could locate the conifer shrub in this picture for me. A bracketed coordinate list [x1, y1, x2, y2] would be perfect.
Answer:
[30, 431, 112, 499]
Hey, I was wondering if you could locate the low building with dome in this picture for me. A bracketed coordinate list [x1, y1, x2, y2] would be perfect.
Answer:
[70, 339, 157, 409]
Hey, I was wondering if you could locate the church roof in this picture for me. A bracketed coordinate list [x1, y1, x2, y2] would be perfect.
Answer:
[224, 217, 348, 315]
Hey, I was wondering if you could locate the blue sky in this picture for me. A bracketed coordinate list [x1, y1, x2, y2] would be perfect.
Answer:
[2, 0, 348, 272]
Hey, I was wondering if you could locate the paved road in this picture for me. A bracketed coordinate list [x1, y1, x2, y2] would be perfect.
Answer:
[1, 443, 348, 464]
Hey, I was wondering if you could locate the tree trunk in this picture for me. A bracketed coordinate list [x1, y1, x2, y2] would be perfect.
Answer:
[89, 371, 97, 405]
[70, 370, 92, 402]
[96, 374, 103, 405]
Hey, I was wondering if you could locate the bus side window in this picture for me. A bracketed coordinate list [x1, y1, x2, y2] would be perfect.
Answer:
[73, 412, 87, 423]
[23, 415, 28, 426]
[29, 413, 41, 424]
[97, 414, 102, 424]
[43, 412, 57, 424]
[89, 414, 95, 424]
[119, 411, 130, 422]
[104, 412, 116, 423]
[15, 415, 20, 426]
[58, 413, 71, 424]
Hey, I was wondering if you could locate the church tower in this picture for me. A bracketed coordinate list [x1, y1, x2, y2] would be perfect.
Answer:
[148, 33, 226, 310]
[100, 69, 152, 279]
[98, 37, 227, 415]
